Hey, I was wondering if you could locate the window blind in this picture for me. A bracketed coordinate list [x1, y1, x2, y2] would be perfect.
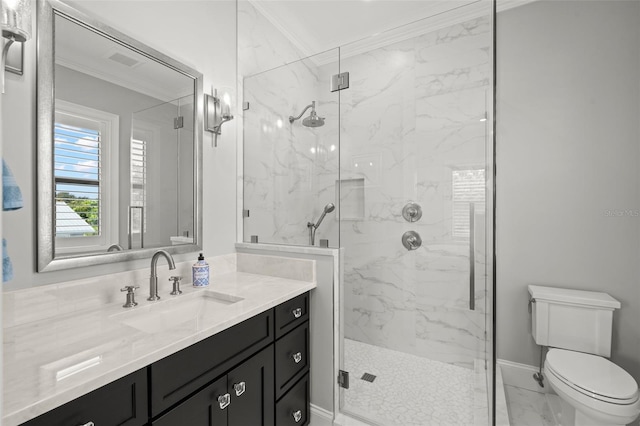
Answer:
[130, 138, 147, 233]
[54, 122, 101, 237]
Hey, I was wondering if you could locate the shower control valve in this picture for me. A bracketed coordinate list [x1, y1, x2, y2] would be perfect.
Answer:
[402, 231, 422, 251]
[402, 202, 423, 223]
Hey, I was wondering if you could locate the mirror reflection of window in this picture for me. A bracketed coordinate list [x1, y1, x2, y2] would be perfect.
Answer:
[130, 137, 147, 246]
[54, 101, 119, 254]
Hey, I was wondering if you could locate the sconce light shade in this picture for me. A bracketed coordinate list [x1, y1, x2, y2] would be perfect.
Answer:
[2, 0, 32, 42]
[205, 89, 234, 147]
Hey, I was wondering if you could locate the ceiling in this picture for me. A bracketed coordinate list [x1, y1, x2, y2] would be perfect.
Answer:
[250, 0, 485, 56]
[55, 12, 194, 103]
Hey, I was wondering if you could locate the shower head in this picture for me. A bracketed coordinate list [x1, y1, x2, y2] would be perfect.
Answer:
[302, 111, 325, 128]
[313, 203, 335, 229]
[290, 101, 325, 127]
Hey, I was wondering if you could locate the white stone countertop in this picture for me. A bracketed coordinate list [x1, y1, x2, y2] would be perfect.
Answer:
[3, 271, 316, 426]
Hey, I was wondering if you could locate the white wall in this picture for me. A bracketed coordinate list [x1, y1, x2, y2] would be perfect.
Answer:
[1, 0, 237, 290]
[496, 0, 640, 383]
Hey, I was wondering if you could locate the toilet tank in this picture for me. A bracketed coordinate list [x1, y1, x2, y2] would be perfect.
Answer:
[528, 285, 621, 357]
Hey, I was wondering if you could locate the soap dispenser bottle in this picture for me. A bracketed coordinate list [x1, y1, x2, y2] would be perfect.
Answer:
[192, 253, 209, 287]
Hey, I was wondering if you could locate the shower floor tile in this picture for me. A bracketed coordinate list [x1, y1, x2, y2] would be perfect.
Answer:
[342, 339, 475, 426]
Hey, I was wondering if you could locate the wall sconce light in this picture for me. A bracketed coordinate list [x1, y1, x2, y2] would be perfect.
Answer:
[205, 89, 234, 147]
[2, 0, 31, 93]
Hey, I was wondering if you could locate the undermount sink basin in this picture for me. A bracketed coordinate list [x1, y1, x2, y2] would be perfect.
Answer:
[115, 291, 244, 334]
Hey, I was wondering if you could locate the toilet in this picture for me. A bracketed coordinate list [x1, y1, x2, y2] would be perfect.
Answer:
[528, 285, 640, 426]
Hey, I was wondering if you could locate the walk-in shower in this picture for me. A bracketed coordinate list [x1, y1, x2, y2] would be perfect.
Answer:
[241, 1, 494, 424]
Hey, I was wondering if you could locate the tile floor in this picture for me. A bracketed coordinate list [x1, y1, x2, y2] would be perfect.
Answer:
[341, 339, 477, 426]
[504, 385, 555, 426]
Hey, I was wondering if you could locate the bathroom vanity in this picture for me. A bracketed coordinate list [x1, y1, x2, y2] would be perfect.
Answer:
[22, 292, 310, 426]
[3, 255, 316, 426]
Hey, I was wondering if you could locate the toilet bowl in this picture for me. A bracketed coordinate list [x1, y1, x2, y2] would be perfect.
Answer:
[544, 348, 640, 426]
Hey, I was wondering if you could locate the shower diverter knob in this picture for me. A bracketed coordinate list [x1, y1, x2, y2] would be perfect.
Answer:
[402, 231, 422, 251]
[402, 202, 422, 222]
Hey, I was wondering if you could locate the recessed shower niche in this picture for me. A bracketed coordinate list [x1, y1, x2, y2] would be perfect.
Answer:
[336, 178, 364, 221]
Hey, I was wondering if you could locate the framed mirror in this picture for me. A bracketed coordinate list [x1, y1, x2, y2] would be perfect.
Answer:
[37, 0, 203, 271]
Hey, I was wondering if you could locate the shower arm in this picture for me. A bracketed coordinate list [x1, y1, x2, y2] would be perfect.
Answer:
[289, 102, 315, 123]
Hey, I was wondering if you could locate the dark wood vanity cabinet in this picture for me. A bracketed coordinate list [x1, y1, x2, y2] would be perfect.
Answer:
[152, 345, 274, 426]
[273, 292, 310, 426]
[150, 309, 274, 416]
[22, 368, 148, 426]
[19, 292, 310, 426]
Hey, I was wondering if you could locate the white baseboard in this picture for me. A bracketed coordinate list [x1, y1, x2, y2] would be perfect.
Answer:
[310, 404, 334, 426]
[497, 359, 553, 394]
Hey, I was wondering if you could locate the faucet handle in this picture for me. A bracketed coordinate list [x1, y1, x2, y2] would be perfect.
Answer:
[121, 285, 140, 308]
[169, 276, 182, 295]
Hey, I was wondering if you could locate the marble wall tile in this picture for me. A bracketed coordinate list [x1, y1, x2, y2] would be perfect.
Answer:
[237, 253, 315, 282]
[242, 51, 340, 247]
[238, 1, 310, 77]
[339, 15, 492, 368]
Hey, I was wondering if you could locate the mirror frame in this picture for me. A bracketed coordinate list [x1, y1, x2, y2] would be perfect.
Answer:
[37, 0, 204, 272]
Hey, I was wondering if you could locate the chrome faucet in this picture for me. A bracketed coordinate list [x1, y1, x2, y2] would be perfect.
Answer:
[148, 250, 176, 301]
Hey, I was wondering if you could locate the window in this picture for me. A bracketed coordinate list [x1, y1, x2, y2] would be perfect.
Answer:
[130, 137, 147, 236]
[54, 101, 119, 253]
[452, 168, 485, 239]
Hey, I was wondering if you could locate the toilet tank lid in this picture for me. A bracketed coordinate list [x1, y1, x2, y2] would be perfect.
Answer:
[528, 285, 621, 309]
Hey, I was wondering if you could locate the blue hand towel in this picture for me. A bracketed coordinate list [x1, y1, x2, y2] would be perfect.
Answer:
[3, 159, 23, 211]
[3, 238, 13, 283]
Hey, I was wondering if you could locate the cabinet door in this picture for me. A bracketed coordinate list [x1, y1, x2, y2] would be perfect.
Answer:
[275, 321, 309, 399]
[151, 309, 274, 416]
[152, 376, 228, 426]
[227, 345, 275, 426]
[275, 374, 309, 426]
[22, 368, 147, 426]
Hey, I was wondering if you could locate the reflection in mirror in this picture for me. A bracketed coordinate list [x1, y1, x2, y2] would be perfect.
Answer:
[37, 0, 203, 271]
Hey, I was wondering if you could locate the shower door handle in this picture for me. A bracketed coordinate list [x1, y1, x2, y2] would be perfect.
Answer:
[469, 203, 475, 311]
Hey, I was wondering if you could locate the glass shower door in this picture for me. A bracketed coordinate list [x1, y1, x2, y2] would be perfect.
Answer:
[242, 49, 340, 247]
[337, 5, 494, 425]
[131, 95, 193, 249]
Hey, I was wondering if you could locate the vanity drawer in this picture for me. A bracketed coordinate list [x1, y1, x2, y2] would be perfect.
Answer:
[275, 373, 310, 426]
[275, 321, 309, 399]
[150, 309, 274, 416]
[22, 368, 147, 426]
[275, 292, 309, 338]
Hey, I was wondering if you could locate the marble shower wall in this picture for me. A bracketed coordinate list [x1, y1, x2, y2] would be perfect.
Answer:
[242, 52, 340, 247]
[239, 1, 340, 247]
[338, 15, 492, 368]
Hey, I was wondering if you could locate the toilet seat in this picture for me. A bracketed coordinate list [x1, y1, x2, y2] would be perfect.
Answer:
[544, 349, 640, 425]
[545, 348, 639, 404]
